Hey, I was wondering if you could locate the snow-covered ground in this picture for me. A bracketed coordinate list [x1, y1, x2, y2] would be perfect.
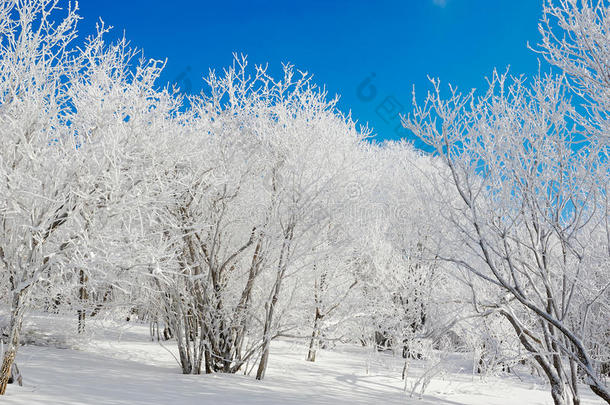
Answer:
[1, 314, 605, 405]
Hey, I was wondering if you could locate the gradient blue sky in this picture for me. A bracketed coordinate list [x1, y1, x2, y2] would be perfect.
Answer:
[78, 0, 544, 144]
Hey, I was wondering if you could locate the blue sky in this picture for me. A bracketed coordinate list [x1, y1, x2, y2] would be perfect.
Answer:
[78, 0, 544, 145]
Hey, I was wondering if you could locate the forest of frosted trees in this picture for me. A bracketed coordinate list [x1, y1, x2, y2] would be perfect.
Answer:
[0, 1, 608, 404]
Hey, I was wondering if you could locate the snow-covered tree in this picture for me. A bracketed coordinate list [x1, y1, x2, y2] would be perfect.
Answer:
[404, 71, 610, 405]
[537, 0, 610, 144]
[0, 0, 179, 392]
[0, 0, 91, 393]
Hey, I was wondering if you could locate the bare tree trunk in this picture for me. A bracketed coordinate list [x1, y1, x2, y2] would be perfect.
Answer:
[173, 300, 193, 374]
[77, 269, 88, 334]
[256, 284, 280, 380]
[0, 349, 16, 396]
[589, 384, 610, 404]
[232, 238, 263, 371]
[306, 308, 321, 362]
[256, 338, 271, 380]
[204, 345, 213, 374]
[0, 294, 24, 396]
[256, 228, 293, 380]
[307, 269, 323, 363]
[550, 384, 569, 405]
[501, 310, 569, 405]
[569, 358, 580, 405]
[194, 330, 205, 374]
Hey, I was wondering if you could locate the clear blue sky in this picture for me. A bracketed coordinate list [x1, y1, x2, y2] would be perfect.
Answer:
[78, 0, 544, 145]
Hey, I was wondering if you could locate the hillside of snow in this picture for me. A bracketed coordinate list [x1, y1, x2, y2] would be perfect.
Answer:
[0, 314, 605, 405]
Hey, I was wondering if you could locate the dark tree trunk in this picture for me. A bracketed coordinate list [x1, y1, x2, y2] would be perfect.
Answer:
[0, 294, 24, 396]
[77, 269, 88, 334]
[307, 308, 322, 362]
